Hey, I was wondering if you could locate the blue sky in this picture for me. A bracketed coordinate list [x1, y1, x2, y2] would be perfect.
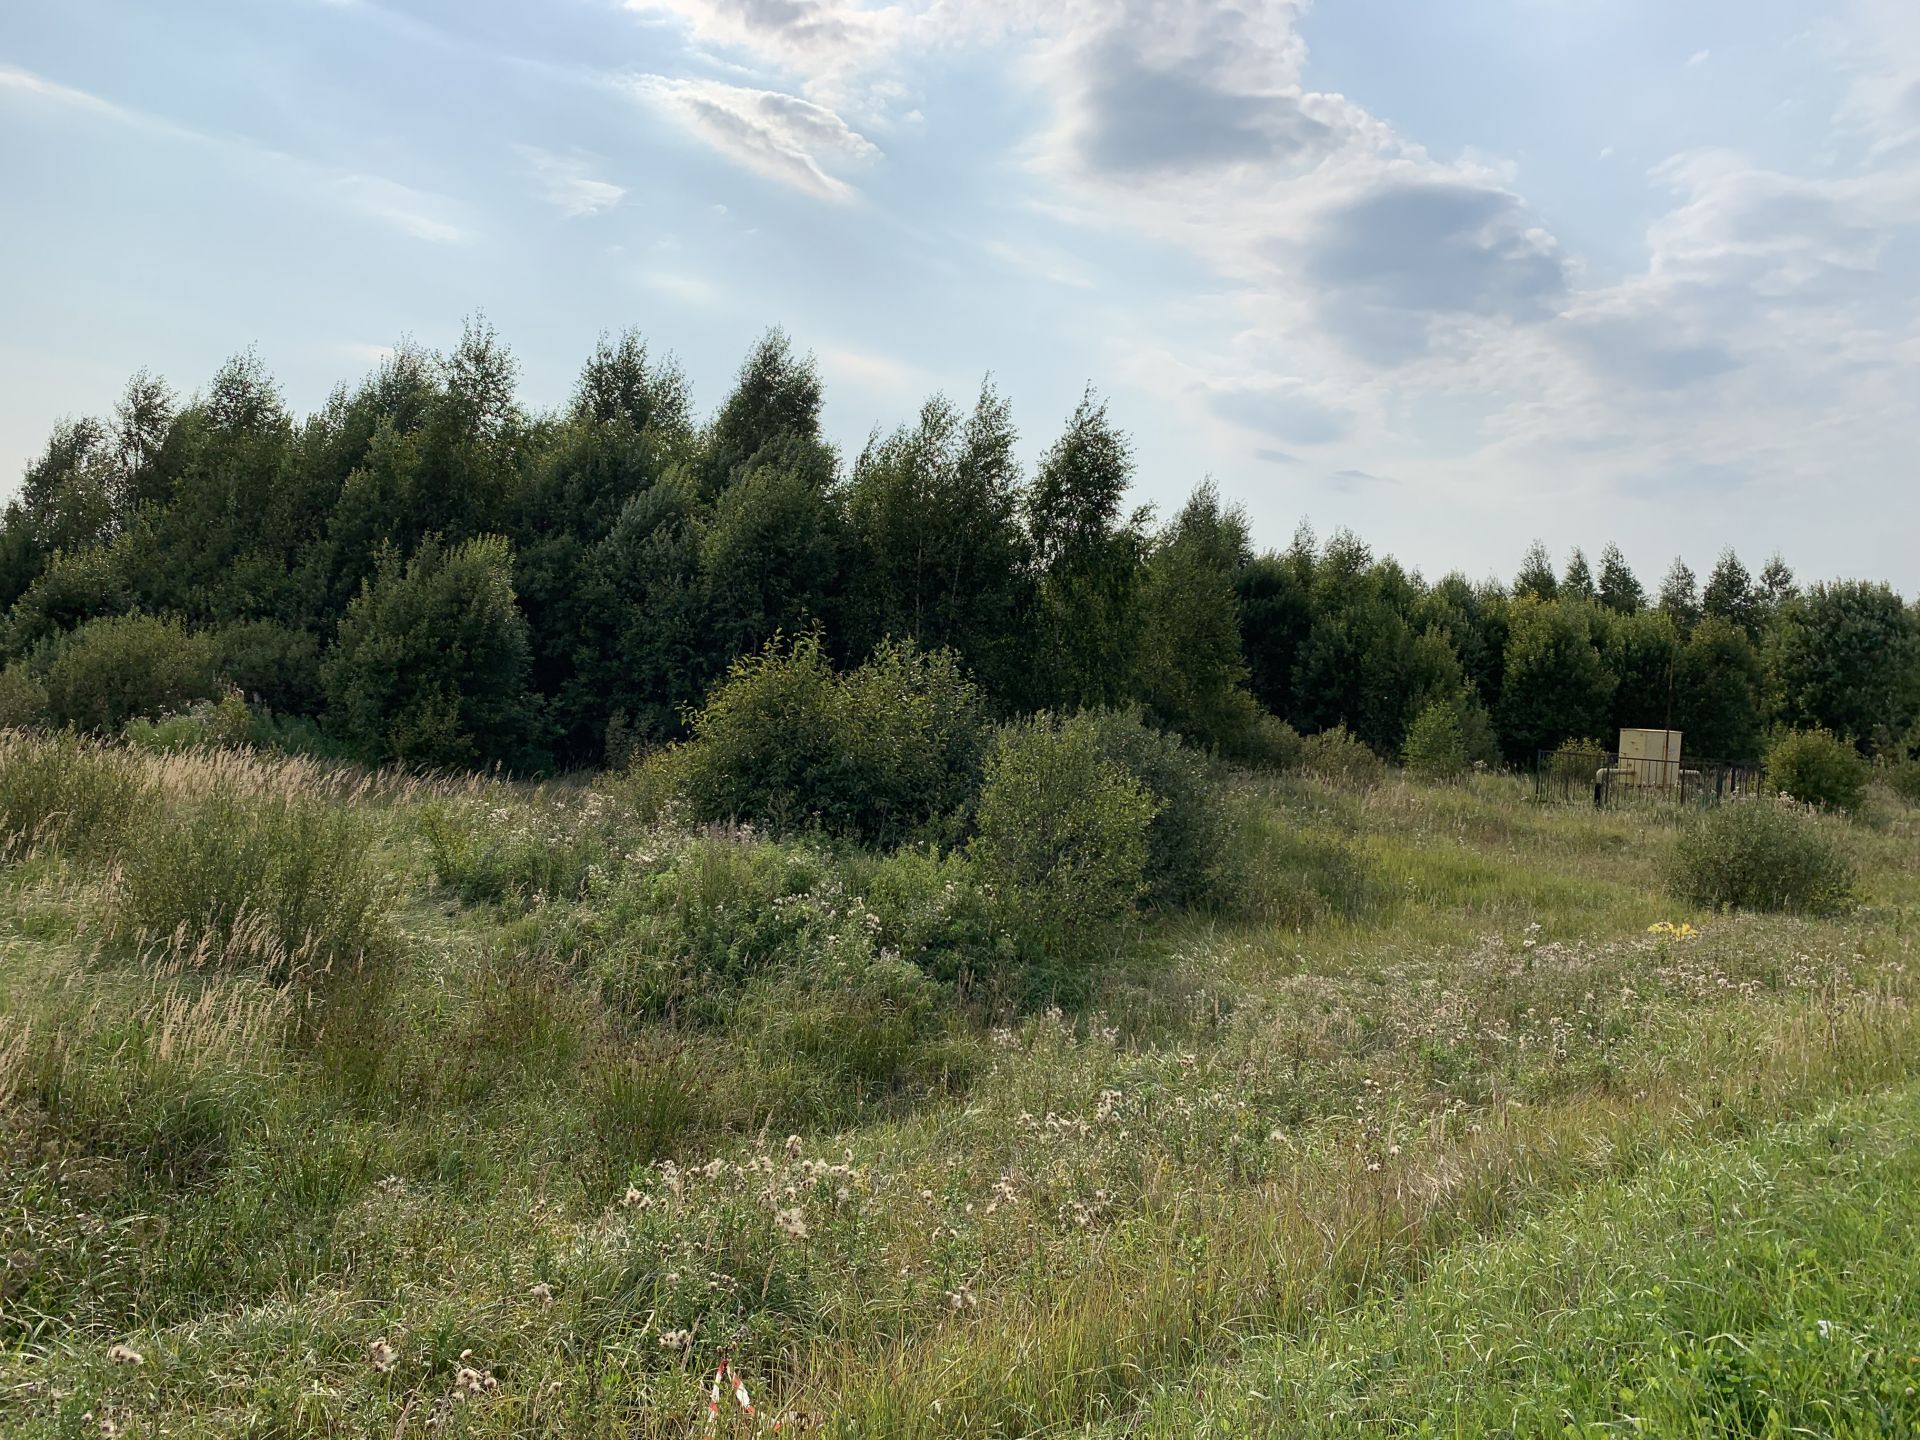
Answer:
[3, 0, 1918, 590]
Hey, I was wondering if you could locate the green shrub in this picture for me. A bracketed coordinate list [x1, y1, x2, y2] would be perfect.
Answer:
[968, 712, 1156, 987]
[1301, 724, 1388, 787]
[1549, 736, 1610, 786]
[419, 794, 612, 909]
[550, 836, 838, 1023]
[849, 847, 1011, 989]
[213, 619, 324, 713]
[37, 613, 221, 733]
[1404, 701, 1468, 781]
[0, 729, 153, 859]
[5, 546, 129, 655]
[115, 785, 392, 980]
[1885, 759, 1920, 808]
[1764, 727, 1867, 813]
[1231, 712, 1305, 772]
[1669, 800, 1855, 914]
[124, 691, 254, 753]
[0, 662, 49, 728]
[1078, 706, 1228, 908]
[243, 709, 358, 762]
[323, 534, 536, 770]
[1456, 699, 1502, 769]
[668, 634, 988, 846]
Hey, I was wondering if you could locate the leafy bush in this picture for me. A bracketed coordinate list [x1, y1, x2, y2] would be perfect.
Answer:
[114, 784, 392, 980]
[1301, 724, 1388, 787]
[124, 691, 254, 753]
[1549, 736, 1610, 786]
[243, 709, 358, 762]
[213, 619, 324, 713]
[550, 836, 838, 1023]
[968, 712, 1156, 987]
[5, 545, 129, 655]
[419, 793, 612, 909]
[1669, 800, 1855, 914]
[1078, 706, 1229, 908]
[1764, 727, 1866, 813]
[667, 634, 989, 846]
[1230, 712, 1305, 772]
[849, 847, 1011, 989]
[1885, 759, 1920, 808]
[323, 534, 536, 770]
[0, 662, 49, 728]
[0, 729, 153, 859]
[36, 613, 221, 733]
[1404, 701, 1469, 781]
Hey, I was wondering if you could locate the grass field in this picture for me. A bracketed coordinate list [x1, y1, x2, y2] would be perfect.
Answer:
[1, 733, 1917, 1437]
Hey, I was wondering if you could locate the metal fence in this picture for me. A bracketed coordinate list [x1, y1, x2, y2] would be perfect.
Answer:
[1533, 747, 1763, 808]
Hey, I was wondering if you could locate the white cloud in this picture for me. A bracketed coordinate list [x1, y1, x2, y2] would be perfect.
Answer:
[330, 174, 473, 244]
[624, 0, 899, 72]
[816, 341, 933, 401]
[515, 145, 626, 217]
[333, 340, 398, 366]
[627, 74, 878, 200]
[1686, 49, 1711, 68]
[982, 237, 1094, 289]
[0, 62, 473, 244]
[638, 269, 723, 306]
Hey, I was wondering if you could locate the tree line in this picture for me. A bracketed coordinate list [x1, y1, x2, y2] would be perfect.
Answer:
[2, 321, 1916, 773]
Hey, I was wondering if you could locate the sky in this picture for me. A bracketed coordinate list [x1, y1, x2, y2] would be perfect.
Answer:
[3, 0, 1919, 592]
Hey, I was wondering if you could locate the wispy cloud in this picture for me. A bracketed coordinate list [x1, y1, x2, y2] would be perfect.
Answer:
[0, 62, 473, 244]
[816, 341, 933, 401]
[515, 145, 626, 217]
[637, 268, 723, 306]
[329, 175, 472, 244]
[982, 237, 1094, 289]
[627, 74, 877, 201]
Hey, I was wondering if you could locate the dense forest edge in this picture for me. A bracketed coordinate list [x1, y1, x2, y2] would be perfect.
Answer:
[3, 320, 1917, 787]
[4, 323, 1920, 1435]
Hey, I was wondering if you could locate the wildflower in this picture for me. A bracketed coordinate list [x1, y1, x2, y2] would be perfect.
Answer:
[785, 1134, 804, 1159]
[621, 1184, 648, 1209]
[529, 1281, 554, 1308]
[657, 1329, 692, 1352]
[368, 1337, 398, 1372]
[945, 1282, 979, 1310]
[106, 1343, 143, 1367]
[453, 1351, 498, 1398]
[776, 1207, 809, 1240]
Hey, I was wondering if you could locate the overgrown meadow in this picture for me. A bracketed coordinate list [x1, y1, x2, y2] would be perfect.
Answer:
[2, 722, 1917, 1438]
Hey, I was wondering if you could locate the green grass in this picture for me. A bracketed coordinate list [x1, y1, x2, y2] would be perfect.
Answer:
[0, 733, 1917, 1438]
[1110, 1084, 1920, 1437]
